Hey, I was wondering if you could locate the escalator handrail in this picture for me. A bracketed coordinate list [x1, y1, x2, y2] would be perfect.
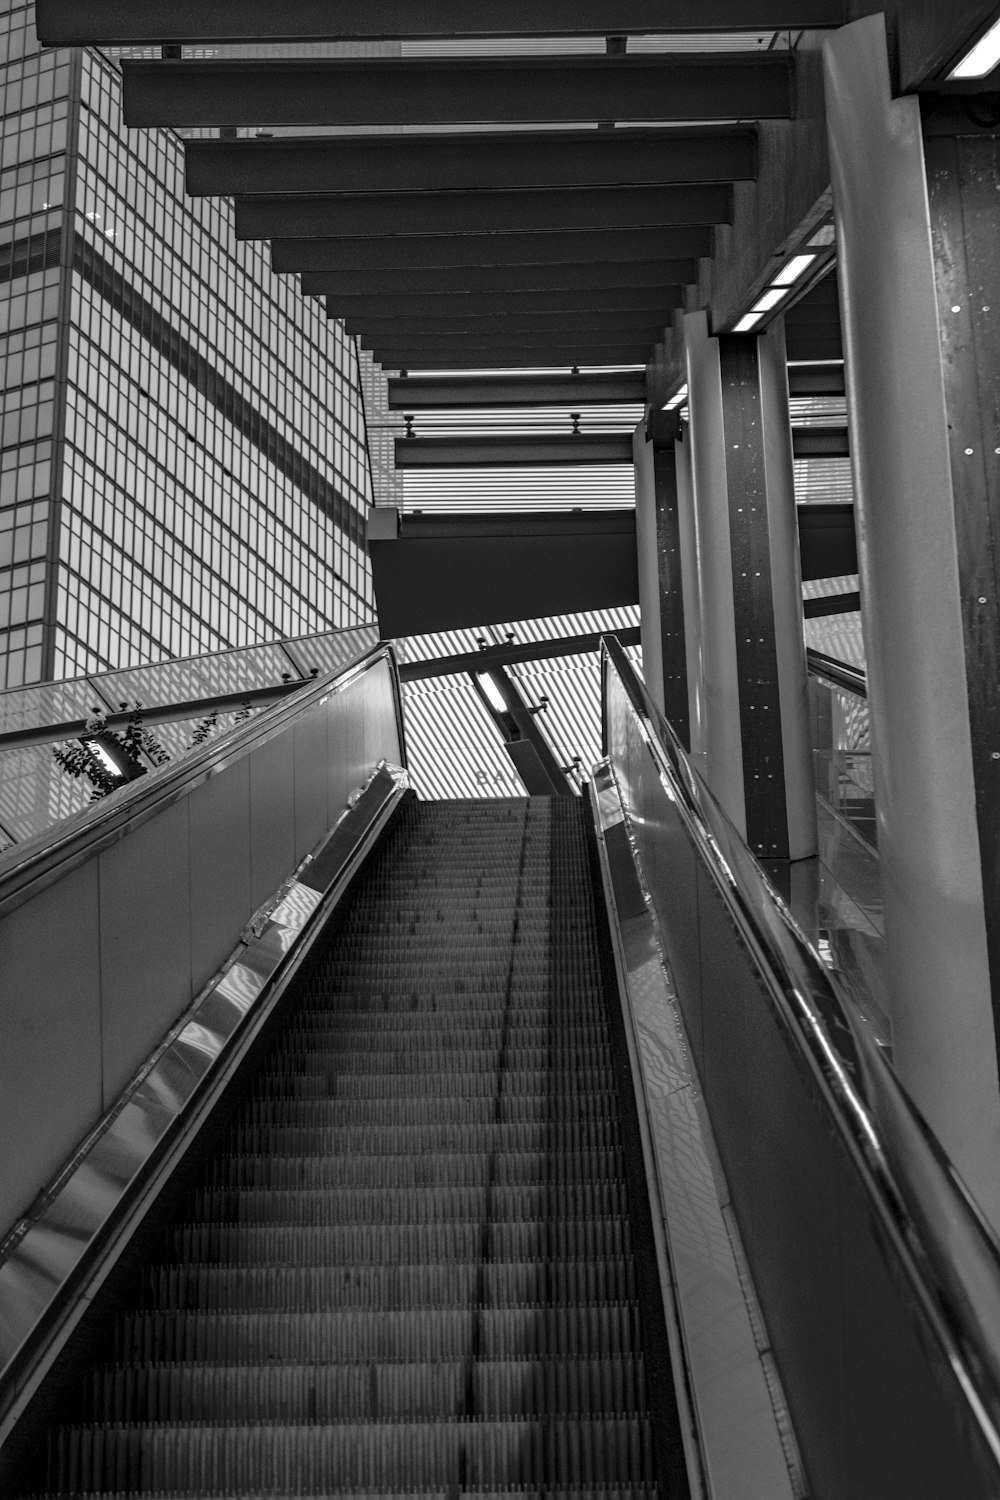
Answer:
[601, 634, 1000, 1464]
[806, 645, 867, 698]
[0, 640, 405, 921]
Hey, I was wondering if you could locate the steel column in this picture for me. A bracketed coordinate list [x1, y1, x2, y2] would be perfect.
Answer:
[824, 15, 1000, 1230]
[675, 430, 703, 757]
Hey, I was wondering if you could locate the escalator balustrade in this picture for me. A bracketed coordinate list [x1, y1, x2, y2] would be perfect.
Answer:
[18, 797, 674, 1497]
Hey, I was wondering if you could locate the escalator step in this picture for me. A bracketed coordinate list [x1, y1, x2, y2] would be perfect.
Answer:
[114, 1305, 644, 1363]
[200, 1150, 624, 1191]
[19, 798, 668, 1500]
[219, 1119, 621, 1156]
[164, 1217, 635, 1268]
[136, 1260, 637, 1312]
[46, 1415, 656, 1491]
[79, 1357, 647, 1422]
[182, 1181, 631, 1224]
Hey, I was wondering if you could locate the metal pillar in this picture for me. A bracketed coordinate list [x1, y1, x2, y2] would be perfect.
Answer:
[824, 15, 1000, 1227]
[633, 426, 666, 716]
[675, 430, 704, 761]
[633, 425, 691, 743]
[683, 310, 815, 859]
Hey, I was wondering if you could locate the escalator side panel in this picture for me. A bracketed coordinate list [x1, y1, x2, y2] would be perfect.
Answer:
[0, 653, 402, 1251]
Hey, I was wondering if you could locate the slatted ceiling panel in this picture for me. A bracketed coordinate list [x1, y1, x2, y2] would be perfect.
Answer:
[803, 574, 859, 599]
[788, 395, 847, 425]
[794, 457, 853, 504]
[394, 606, 641, 667]
[508, 653, 604, 789]
[402, 467, 636, 511]
[402, 674, 528, 800]
[804, 611, 867, 669]
[403, 407, 644, 436]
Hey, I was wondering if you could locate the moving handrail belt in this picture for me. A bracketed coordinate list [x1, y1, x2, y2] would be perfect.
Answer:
[600, 634, 1000, 1472]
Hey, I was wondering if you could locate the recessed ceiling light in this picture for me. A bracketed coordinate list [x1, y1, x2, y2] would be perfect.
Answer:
[752, 287, 789, 314]
[734, 312, 764, 333]
[808, 224, 835, 247]
[477, 673, 508, 714]
[661, 383, 688, 412]
[771, 253, 817, 287]
[950, 17, 1000, 78]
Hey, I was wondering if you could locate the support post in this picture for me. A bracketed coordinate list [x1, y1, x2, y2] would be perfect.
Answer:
[633, 427, 690, 742]
[675, 430, 704, 759]
[823, 15, 1000, 1226]
[684, 310, 814, 858]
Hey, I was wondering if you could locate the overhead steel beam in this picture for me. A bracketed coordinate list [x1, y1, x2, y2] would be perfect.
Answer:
[301, 260, 699, 298]
[36, 1, 849, 45]
[235, 184, 733, 242]
[274, 226, 713, 273]
[327, 288, 684, 320]
[394, 435, 635, 467]
[186, 127, 757, 197]
[399, 626, 642, 684]
[387, 372, 647, 409]
[121, 55, 795, 130]
[791, 426, 850, 458]
[348, 315, 669, 342]
[372, 347, 654, 370]
[787, 362, 846, 397]
[369, 330, 660, 357]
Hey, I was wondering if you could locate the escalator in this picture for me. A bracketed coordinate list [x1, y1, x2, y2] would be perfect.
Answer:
[6, 637, 1000, 1499]
[13, 796, 681, 1497]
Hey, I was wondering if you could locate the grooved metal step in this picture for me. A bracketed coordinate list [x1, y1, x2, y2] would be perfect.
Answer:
[20, 798, 667, 1499]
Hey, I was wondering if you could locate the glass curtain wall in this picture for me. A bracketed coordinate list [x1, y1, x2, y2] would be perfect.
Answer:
[1, 0, 376, 692]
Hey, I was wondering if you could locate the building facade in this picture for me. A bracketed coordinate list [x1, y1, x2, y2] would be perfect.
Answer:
[0, 0, 375, 692]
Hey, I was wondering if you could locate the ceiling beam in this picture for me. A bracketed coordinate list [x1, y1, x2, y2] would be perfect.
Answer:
[787, 362, 846, 397]
[399, 626, 643, 684]
[235, 184, 732, 242]
[273, 226, 714, 274]
[369, 325, 661, 352]
[394, 435, 635, 467]
[186, 127, 757, 198]
[326, 288, 684, 320]
[371, 347, 654, 370]
[350, 317, 668, 344]
[121, 55, 795, 129]
[791, 426, 850, 458]
[387, 372, 647, 408]
[36, 1, 848, 45]
[301, 260, 699, 297]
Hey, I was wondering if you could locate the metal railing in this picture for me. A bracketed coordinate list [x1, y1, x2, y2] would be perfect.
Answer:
[601, 634, 1000, 1500]
[806, 645, 874, 848]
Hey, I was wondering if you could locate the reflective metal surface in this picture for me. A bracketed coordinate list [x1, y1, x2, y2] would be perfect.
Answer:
[601, 634, 1000, 1497]
[0, 759, 409, 1443]
[589, 766, 799, 1500]
[0, 641, 404, 920]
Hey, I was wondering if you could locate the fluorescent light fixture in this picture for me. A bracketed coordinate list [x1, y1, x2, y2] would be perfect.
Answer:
[661, 383, 688, 412]
[752, 287, 789, 314]
[477, 673, 508, 714]
[733, 311, 764, 333]
[771, 252, 817, 287]
[950, 17, 1000, 78]
[86, 740, 124, 778]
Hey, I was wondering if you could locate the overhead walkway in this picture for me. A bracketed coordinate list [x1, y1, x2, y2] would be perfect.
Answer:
[1, 638, 1000, 1498]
